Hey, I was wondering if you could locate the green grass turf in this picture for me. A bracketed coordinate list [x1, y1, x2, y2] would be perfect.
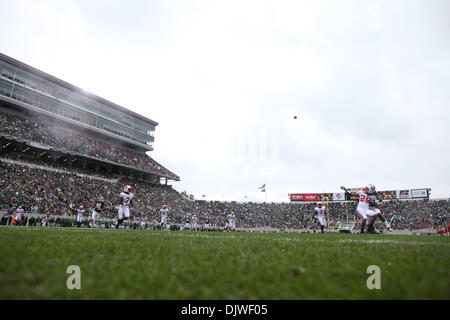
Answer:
[0, 227, 449, 299]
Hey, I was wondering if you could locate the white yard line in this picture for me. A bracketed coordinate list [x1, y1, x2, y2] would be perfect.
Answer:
[144, 230, 450, 246]
[337, 239, 449, 246]
[3, 226, 449, 246]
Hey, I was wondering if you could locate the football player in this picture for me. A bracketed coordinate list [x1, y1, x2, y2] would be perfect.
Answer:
[91, 197, 105, 228]
[191, 214, 198, 231]
[160, 205, 169, 229]
[140, 215, 148, 230]
[341, 185, 380, 234]
[314, 202, 327, 233]
[204, 218, 210, 231]
[116, 185, 134, 229]
[367, 192, 392, 232]
[227, 212, 236, 231]
[184, 219, 191, 231]
[14, 206, 24, 226]
[76, 205, 85, 227]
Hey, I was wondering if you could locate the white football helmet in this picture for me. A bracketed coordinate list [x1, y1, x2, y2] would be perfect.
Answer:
[123, 185, 132, 193]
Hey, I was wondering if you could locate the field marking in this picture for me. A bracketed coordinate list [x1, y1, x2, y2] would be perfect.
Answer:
[336, 239, 449, 246]
[2, 226, 449, 247]
[147, 230, 450, 246]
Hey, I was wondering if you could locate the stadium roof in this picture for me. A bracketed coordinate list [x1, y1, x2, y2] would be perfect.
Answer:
[0, 52, 158, 127]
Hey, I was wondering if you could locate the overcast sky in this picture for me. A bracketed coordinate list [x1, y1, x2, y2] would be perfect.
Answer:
[0, 0, 449, 202]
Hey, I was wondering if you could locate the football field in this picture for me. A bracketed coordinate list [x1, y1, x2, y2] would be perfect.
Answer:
[0, 227, 449, 300]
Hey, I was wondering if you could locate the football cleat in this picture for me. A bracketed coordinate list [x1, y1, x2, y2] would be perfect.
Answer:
[367, 225, 380, 234]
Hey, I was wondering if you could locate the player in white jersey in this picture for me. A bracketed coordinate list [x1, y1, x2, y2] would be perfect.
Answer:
[341, 185, 376, 233]
[116, 185, 134, 229]
[76, 206, 85, 227]
[140, 216, 148, 230]
[160, 205, 169, 229]
[15, 206, 24, 226]
[191, 215, 198, 231]
[341, 185, 390, 233]
[227, 212, 236, 231]
[314, 202, 327, 233]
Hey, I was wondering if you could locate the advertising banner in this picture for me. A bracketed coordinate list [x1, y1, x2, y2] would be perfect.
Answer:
[290, 194, 304, 202]
[304, 194, 318, 202]
[397, 190, 411, 199]
[290, 194, 318, 202]
[333, 193, 346, 201]
[411, 188, 428, 198]
[378, 190, 397, 200]
[318, 193, 333, 201]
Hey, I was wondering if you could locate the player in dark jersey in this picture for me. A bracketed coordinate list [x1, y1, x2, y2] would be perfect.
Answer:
[90, 196, 105, 228]
[367, 194, 392, 232]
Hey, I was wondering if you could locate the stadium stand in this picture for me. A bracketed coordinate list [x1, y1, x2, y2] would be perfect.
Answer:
[0, 112, 179, 180]
[1, 159, 448, 231]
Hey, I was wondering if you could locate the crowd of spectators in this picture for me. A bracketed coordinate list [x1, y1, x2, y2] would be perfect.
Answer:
[0, 161, 177, 220]
[375, 199, 449, 230]
[0, 112, 179, 180]
[1, 161, 448, 231]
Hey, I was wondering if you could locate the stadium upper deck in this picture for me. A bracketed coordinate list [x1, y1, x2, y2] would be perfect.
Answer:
[0, 52, 156, 151]
[0, 52, 179, 182]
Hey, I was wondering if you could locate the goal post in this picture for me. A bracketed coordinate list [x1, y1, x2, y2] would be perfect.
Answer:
[326, 200, 356, 232]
